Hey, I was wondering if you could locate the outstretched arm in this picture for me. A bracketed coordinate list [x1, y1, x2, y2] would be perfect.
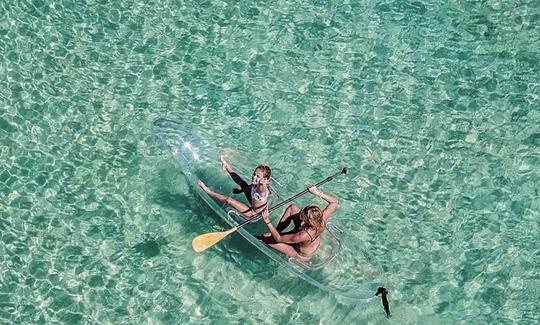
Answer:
[308, 186, 338, 223]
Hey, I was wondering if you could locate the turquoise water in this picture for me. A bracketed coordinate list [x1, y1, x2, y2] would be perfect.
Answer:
[1, 0, 539, 323]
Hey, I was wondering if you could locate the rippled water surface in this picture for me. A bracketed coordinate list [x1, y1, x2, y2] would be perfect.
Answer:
[1, 0, 539, 323]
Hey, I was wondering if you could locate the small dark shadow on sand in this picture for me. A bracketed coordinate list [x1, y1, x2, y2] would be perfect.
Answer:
[133, 234, 168, 258]
[153, 189, 190, 211]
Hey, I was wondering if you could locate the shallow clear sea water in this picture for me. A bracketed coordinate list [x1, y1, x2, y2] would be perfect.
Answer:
[1, 0, 539, 324]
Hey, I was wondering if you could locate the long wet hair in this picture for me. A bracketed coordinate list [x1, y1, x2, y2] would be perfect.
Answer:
[300, 205, 324, 233]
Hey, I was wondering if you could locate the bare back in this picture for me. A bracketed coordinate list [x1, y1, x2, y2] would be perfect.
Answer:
[295, 227, 323, 257]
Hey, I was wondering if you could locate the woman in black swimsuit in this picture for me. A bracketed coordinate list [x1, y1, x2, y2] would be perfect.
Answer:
[260, 186, 338, 260]
[198, 156, 271, 219]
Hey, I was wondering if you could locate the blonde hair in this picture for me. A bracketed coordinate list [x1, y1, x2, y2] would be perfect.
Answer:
[300, 205, 324, 232]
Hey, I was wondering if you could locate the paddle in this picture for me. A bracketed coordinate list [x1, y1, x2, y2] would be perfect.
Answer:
[192, 167, 347, 252]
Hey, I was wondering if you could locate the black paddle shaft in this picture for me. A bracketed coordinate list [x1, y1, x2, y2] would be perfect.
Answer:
[235, 167, 347, 229]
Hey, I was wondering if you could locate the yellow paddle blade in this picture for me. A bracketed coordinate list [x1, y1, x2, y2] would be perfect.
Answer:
[192, 227, 238, 253]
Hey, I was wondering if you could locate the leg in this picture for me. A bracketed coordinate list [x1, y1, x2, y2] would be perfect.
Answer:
[221, 156, 247, 187]
[276, 204, 301, 233]
[261, 204, 300, 238]
[221, 155, 251, 200]
[198, 180, 256, 219]
[258, 237, 303, 259]
[267, 243, 302, 259]
[220, 155, 234, 173]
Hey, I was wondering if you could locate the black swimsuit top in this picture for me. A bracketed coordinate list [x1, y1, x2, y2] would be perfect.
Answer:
[302, 228, 321, 243]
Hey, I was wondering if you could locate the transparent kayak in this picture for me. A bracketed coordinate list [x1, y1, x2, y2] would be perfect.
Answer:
[154, 117, 387, 303]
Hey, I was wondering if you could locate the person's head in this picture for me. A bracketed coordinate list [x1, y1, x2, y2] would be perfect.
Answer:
[300, 205, 324, 231]
[252, 164, 271, 186]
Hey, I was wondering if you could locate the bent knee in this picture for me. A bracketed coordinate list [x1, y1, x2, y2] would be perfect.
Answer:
[286, 204, 300, 213]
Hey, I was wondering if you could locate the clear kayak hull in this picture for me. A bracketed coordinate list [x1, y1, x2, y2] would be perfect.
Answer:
[154, 117, 386, 303]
